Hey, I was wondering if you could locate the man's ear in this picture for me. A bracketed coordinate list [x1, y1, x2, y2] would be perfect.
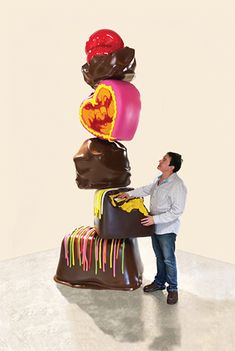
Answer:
[170, 165, 175, 171]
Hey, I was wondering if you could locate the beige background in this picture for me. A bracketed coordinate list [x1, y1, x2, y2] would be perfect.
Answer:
[2, 0, 235, 263]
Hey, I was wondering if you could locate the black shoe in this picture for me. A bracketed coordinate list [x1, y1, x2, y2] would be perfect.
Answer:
[143, 281, 165, 293]
[167, 291, 178, 304]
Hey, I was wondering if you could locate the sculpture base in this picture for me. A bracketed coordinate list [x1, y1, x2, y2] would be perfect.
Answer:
[54, 227, 144, 291]
[54, 275, 142, 291]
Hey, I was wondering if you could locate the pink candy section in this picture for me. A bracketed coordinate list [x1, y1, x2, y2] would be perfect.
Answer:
[100, 80, 141, 141]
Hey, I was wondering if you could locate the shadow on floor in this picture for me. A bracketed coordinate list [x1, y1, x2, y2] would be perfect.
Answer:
[56, 284, 145, 342]
[56, 282, 235, 350]
[147, 293, 181, 350]
[56, 283, 182, 349]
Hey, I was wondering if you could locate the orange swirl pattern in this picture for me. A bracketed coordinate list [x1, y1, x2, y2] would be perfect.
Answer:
[80, 85, 117, 141]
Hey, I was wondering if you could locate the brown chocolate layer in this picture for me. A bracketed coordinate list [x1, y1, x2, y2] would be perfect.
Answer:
[73, 138, 131, 189]
[54, 228, 143, 290]
[82, 47, 136, 88]
[94, 188, 154, 239]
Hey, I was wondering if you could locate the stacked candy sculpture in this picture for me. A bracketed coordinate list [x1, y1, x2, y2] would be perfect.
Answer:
[54, 29, 153, 290]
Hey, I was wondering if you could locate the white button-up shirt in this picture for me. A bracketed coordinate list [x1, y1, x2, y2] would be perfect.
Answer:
[127, 173, 187, 235]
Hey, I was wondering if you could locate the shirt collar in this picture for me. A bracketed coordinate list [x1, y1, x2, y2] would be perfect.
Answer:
[158, 173, 177, 184]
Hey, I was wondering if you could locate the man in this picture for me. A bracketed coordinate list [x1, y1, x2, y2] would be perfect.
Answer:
[119, 152, 187, 304]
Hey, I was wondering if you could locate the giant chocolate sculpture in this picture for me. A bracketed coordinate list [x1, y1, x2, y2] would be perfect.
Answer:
[54, 29, 153, 290]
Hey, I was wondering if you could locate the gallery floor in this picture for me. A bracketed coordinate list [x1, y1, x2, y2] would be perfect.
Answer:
[1, 240, 235, 351]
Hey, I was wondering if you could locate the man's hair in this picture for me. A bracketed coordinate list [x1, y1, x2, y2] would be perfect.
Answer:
[167, 152, 183, 173]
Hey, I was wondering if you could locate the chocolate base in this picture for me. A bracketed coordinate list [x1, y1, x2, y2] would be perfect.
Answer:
[54, 234, 143, 290]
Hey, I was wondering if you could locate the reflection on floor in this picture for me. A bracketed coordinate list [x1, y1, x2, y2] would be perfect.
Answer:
[0, 240, 235, 351]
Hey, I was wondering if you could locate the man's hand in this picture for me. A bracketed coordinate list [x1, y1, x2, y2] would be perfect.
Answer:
[117, 193, 130, 200]
[141, 216, 154, 226]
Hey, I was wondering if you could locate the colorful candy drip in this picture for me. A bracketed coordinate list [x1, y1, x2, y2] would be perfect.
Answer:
[63, 226, 125, 277]
[94, 188, 116, 219]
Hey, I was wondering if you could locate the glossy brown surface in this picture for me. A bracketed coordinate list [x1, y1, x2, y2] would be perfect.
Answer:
[73, 138, 131, 189]
[94, 188, 154, 239]
[82, 47, 136, 88]
[54, 234, 143, 290]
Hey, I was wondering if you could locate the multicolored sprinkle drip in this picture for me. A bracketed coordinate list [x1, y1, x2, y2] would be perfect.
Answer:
[94, 188, 115, 219]
[63, 226, 125, 277]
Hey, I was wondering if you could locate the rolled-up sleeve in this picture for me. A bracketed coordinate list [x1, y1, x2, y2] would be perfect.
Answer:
[153, 182, 187, 224]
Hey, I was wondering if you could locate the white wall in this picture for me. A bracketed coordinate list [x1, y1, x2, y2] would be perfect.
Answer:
[2, 0, 235, 263]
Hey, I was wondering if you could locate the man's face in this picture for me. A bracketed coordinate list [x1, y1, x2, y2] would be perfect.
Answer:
[157, 154, 174, 173]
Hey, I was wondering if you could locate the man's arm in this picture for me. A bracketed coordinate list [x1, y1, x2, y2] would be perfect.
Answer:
[118, 179, 157, 200]
[153, 182, 187, 224]
[126, 181, 156, 198]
